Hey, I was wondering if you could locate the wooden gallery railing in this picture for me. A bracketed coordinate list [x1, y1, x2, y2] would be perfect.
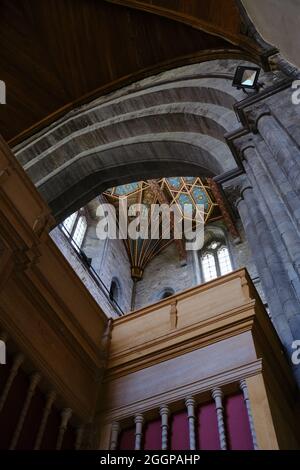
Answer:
[100, 270, 300, 450]
[0, 136, 110, 449]
[108, 381, 258, 451]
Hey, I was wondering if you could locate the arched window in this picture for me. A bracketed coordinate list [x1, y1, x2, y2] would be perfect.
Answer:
[61, 208, 88, 249]
[201, 240, 232, 283]
[201, 252, 218, 282]
[109, 278, 121, 303]
[72, 216, 87, 249]
[217, 246, 232, 276]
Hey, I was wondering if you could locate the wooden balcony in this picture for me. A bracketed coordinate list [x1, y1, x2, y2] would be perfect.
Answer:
[1, 136, 300, 450]
[101, 269, 300, 450]
[0, 136, 108, 448]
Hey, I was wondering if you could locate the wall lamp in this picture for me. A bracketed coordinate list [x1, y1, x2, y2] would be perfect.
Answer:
[232, 66, 263, 94]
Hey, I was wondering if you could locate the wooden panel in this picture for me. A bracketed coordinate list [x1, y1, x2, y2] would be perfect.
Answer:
[108, 269, 254, 370]
[0, 133, 107, 421]
[245, 374, 279, 450]
[107, 0, 241, 37]
[104, 332, 257, 412]
[177, 277, 246, 328]
[0, 0, 241, 143]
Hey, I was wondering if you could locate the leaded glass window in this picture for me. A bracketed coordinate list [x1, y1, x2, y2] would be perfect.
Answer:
[202, 253, 218, 282]
[218, 246, 232, 276]
[200, 240, 232, 283]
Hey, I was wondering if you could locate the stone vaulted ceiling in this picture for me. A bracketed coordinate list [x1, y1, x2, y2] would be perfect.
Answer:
[15, 59, 278, 221]
[0, 0, 271, 145]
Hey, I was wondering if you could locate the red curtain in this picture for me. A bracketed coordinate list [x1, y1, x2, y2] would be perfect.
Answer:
[224, 393, 254, 450]
[0, 354, 76, 450]
[170, 410, 190, 450]
[197, 401, 220, 450]
[0, 361, 28, 449]
[144, 419, 161, 450]
[118, 427, 135, 450]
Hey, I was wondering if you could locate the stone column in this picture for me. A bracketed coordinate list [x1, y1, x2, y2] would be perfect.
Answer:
[240, 380, 259, 450]
[185, 397, 197, 450]
[56, 408, 72, 450]
[10, 372, 41, 449]
[242, 143, 300, 282]
[34, 390, 56, 450]
[246, 104, 300, 196]
[243, 185, 300, 340]
[159, 405, 169, 450]
[0, 353, 23, 413]
[212, 388, 227, 450]
[240, 142, 300, 303]
[255, 137, 300, 232]
[237, 185, 298, 348]
[134, 414, 144, 450]
[192, 250, 202, 285]
[236, 192, 288, 337]
[110, 421, 120, 450]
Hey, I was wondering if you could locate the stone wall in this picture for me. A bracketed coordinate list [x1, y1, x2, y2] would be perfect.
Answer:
[52, 208, 264, 315]
[50, 228, 123, 318]
[134, 222, 265, 310]
[134, 244, 196, 310]
[228, 222, 265, 303]
[242, 0, 300, 69]
[265, 87, 300, 147]
[86, 234, 134, 315]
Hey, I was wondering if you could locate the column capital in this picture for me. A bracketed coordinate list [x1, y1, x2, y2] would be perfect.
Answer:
[134, 414, 144, 425]
[61, 407, 73, 427]
[239, 144, 256, 162]
[110, 421, 120, 451]
[235, 197, 244, 209]
[185, 396, 196, 408]
[240, 184, 253, 200]
[223, 177, 252, 210]
[212, 387, 223, 402]
[245, 103, 272, 133]
[232, 134, 256, 161]
[222, 175, 246, 205]
[111, 421, 120, 433]
[29, 372, 41, 391]
[240, 379, 250, 400]
[239, 378, 247, 390]
[159, 405, 170, 417]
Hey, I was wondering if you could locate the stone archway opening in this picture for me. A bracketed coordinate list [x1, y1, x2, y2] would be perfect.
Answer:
[12, 59, 275, 223]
